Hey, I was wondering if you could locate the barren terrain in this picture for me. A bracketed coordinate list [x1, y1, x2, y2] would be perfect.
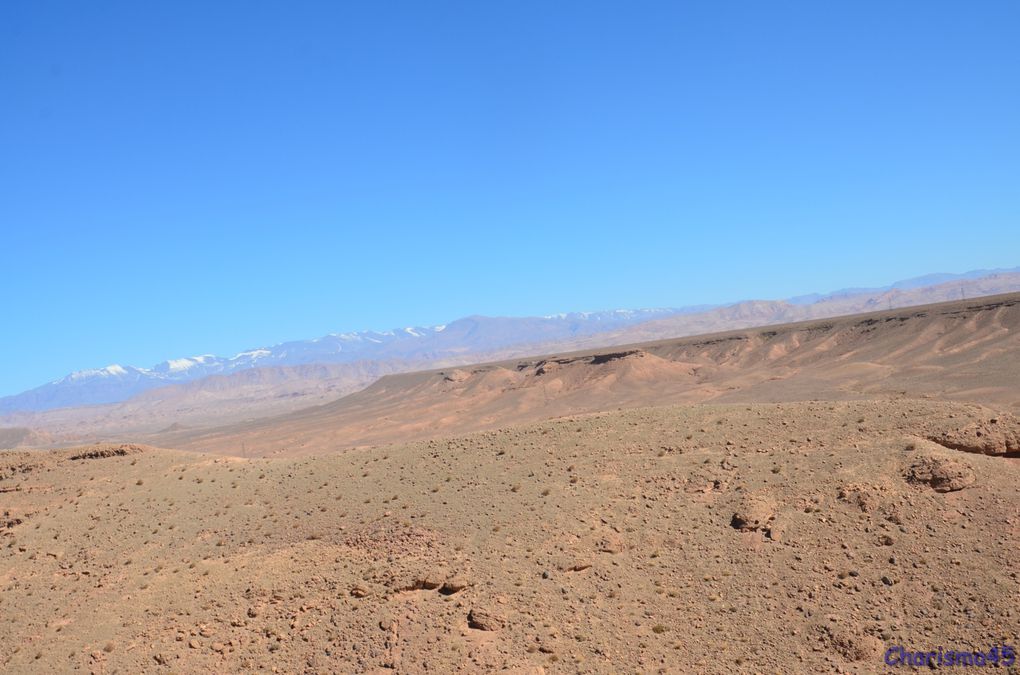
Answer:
[163, 294, 1020, 457]
[5, 273, 1020, 447]
[1, 294, 1019, 673]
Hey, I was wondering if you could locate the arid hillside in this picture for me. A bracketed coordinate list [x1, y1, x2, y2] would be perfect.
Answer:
[0, 361, 421, 444]
[2, 294, 1019, 673]
[162, 293, 1020, 457]
[2, 400, 1018, 673]
[5, 274, 1020, 449]
[596, 271, 1020, 345]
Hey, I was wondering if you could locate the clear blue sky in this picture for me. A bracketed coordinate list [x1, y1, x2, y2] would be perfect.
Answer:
[2, 1, 1018, 396]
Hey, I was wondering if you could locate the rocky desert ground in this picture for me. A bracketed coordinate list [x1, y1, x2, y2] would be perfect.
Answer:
[2, 295, 1019, 673]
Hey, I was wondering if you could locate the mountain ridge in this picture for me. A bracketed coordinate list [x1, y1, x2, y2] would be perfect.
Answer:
[3, 267, 1019, 415]
[158, 290, 1020, 456]
[0, 309, 682, 413]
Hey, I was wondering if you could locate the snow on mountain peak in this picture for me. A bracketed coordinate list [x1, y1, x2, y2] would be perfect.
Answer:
[232, 348, 272, 362]
[47, 310, 667, 388]
[165, 358, 200, 373]
[15, 306, 687, 413]
[58, 364, 136, 383]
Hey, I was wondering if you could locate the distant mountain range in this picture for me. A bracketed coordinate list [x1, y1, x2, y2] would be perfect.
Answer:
[0, 309, 686, 413]
[786, 267, 1020, 304]
[2, 267, 1018, 416]
[587, 268, 1020, 346]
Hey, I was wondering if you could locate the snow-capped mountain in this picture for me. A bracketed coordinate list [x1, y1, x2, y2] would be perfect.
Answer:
[9, 266, 1018, 416]
[0, 308, 683, 413]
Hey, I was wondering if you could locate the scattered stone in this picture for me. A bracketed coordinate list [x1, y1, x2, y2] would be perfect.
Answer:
[906, 456, 976, 492]
[819, 624, 883, 662]
[564, 561, 592, 572]
[440, 576, 470, 595]
[928, 415, 1020, 456]
[731, 494, 776, 532]
[399, 577, 442, 592]
[467, 607, 505, 631]
[596, 532, 625, 554]
[837, 484, 883, 512]
[68, 444, 143, 461]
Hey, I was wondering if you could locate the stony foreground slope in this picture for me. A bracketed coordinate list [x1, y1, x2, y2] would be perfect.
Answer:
[2, 400, 1018, 673]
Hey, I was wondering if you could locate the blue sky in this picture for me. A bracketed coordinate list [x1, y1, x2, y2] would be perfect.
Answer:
[2, 1, 1018, 396]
